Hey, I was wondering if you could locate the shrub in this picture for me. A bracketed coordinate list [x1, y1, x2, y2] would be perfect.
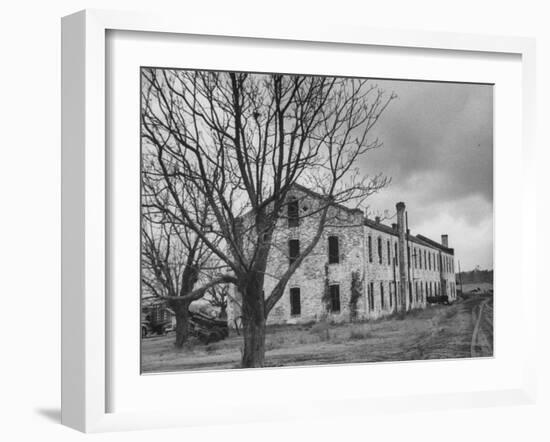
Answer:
[349, 271, 363, 321]
[204, 343, 220, 353]
[265, 335, 286, 351]
[349, 329, 370, 340]
[310, 321, 331, 341]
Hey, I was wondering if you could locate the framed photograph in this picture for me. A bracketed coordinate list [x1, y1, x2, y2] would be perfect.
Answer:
[61, 9, 537, 432]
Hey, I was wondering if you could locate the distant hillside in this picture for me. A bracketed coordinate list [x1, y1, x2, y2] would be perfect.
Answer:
[458, 269, 493, 284]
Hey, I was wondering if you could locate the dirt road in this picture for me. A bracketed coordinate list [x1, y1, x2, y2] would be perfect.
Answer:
[470, 297, 494, 357]
[141, 294, 493, 373]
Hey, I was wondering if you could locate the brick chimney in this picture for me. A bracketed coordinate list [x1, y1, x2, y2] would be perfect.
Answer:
[441, 234, 448, 248]
[396, 202, 408, 312]
[375, 216, 381, 224]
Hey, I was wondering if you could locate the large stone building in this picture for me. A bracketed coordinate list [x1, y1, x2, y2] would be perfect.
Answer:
[227, 184, 457, 326]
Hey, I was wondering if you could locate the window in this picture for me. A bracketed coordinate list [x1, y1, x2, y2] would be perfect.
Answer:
[378, 237, 383, 264]
[368, 236, 373, 263]
[290, 287, 301, 316]
[407, 245, 411, 268]
[368, 282, 374, 311]
[409, 281, 412, 304]
[380, 282, 385, 309]
[424, 250, 427, 270]
[394, 243, 398, 266]
[414, 248, 417, 268]
[288, 239, 300, 265]
[387, 240, 391, 265]
[288, 199, 299, 227]
[328, 236, 339, 264]
[428, 252, 431, 271]
[329, 284, 341, 312]
[389, 282, 393, 307]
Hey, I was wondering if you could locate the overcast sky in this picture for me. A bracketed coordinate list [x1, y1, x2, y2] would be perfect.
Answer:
[360, 79, 493, 272]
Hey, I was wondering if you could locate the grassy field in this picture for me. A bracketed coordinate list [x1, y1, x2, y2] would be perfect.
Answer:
[141, 295, 492, 373]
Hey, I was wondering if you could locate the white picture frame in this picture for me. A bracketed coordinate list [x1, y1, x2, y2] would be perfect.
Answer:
[61, 9, 537, 433]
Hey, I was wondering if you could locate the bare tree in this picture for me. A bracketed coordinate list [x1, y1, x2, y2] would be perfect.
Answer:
[141, 69, 394, 366]
[141, 155, 233, 348]
[207, 285, 229, 319]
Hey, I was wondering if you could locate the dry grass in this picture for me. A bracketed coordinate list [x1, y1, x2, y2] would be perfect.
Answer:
[141, 297, 487, 373]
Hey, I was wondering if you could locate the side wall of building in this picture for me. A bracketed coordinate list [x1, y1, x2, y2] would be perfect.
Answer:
[226, 191, 457, 327]
[361, 225, 400, 319]
[227, 189, 365, 326]
[264, 190, 365, 325]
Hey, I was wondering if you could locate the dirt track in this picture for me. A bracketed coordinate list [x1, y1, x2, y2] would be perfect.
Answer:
[141, 294, 493, 373]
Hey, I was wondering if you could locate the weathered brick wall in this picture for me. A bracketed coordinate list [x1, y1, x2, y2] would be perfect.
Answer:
[226, 188, 457, 327]
[361, 225, 400, 319]
[263, 189, 365, 325]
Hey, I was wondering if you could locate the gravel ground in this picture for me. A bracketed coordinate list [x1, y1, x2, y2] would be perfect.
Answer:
[141, 295, 492, 373]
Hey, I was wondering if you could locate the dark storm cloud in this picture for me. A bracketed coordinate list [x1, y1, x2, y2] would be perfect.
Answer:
[358, 80, 493, 270]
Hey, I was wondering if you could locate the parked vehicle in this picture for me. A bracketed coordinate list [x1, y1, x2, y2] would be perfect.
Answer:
[426, 295, 450, 305]
[141, 313, 173, 338]
[141, 304, 228, 343]
[189, 311, 228, 344]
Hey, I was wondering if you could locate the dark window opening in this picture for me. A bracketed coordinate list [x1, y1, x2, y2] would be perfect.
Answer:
[329, 284, 341, 313]
[368, 236, 373, 263]
[288, 199, 299, 227]
[328, 236, 339, 264]
[369, 282, 374, 311]
[424, 250, 427, 270]
[290, 287, 301, 316]
[288, 239, 300, 265]
[387, 240, 391, 265]
[377, 237, 383, 264]
[380, 282, 385, 309]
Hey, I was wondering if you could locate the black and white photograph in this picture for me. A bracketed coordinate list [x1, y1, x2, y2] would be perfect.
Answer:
[140, 68, 493, 373]
[4, 0, 549, 439]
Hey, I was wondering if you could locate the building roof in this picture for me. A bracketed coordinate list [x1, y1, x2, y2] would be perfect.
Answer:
[364, 218, 454, 255]
[291, 183, 364, 215]
[413, 234, 454, 254]
[240, 183, 454, 255]
[294, 183, 454, 254]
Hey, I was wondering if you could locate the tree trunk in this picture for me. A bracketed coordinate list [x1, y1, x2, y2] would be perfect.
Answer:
[240, 279, 267, 368]
[241, 313, 266, 368]
[219, 304, 227, 320]
[173, 300, 191, 348]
